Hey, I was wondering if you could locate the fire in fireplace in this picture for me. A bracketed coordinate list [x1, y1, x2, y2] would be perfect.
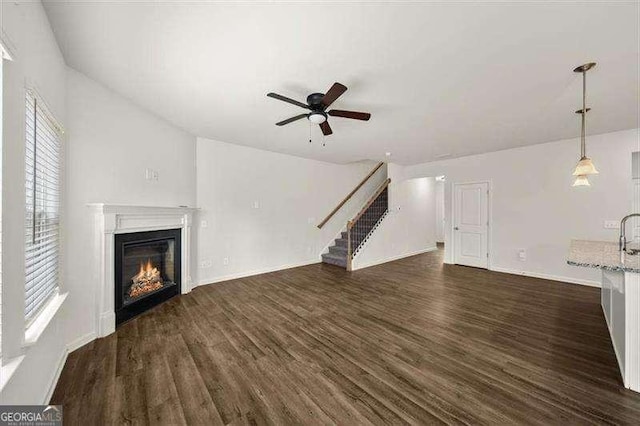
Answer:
[115, 228, 181, 325]
[130, 259, 164, 299]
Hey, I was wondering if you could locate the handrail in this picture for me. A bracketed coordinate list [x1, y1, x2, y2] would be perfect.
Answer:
[347, 178, 391, 230]
[317, 162, 384, 229]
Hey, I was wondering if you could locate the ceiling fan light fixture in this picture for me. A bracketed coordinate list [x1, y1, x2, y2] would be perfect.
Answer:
[572, 175, 591, 187]
[572, 156, 599, 176]
[308, 112, 327, 124]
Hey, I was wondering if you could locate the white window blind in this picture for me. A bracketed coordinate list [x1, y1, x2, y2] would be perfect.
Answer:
[24, 90, 62, 326]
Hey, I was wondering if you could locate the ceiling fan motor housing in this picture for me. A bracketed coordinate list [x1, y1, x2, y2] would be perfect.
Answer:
[307, 93, 326, 110]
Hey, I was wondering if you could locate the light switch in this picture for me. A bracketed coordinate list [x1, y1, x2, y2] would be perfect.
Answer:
[253, 201, 260, 209]
[201, 220, 208, 228]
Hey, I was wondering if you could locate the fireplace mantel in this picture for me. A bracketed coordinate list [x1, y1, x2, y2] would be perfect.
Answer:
[89, 204, 197, 337]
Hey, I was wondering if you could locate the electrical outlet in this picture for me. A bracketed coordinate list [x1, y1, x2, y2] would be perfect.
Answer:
[200, 260, 212, 269]
[223, 257, 229, 266]
[152, 170, 159, 181]
[604, 220, 620, 229]
[201, 220, 208, 228]
[518, 249, 526, 261]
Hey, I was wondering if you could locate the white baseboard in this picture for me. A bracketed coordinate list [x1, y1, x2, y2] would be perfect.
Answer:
[197, 259, 321, 287]
[490, 266, 600, 288]
[99, 312, 115, 338]
[44, 348, 68, 404]
[67, 331, 97, 353]
[44, 330, 97, 404]
[352, 246, 439, 271]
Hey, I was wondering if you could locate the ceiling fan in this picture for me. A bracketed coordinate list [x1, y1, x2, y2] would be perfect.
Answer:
[267, 82, 371, 136]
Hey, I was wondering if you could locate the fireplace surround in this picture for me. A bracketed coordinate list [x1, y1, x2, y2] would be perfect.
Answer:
[90, 204, 196, 337]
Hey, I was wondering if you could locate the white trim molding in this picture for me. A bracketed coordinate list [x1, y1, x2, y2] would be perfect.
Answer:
[23, 292, 68, 348]
[489, 266, 601, 288]
[88, 204, 197, 337]
[0, 31, 15, 61]
[197, 259, 321, 287]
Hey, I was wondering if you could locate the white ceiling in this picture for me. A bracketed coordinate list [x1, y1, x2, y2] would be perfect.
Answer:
[43, 1, 639, 165]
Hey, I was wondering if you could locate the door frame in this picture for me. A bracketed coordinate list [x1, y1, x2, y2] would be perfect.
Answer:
[450, 180, 492, 270]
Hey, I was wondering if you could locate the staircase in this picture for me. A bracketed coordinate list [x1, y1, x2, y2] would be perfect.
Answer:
[321, 232, 349, 267]
[321, 179, 389, 269]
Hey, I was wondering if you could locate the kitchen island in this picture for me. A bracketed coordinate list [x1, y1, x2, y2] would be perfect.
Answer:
[568, 239, 640, 392]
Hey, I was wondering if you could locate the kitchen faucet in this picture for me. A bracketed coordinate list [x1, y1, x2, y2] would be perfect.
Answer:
[619, 213, 640, 255]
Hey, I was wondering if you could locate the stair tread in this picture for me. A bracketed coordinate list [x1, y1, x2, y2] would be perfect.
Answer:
[329, 246, 348, 255]
[335, 238, 348, 247]
[321, 252, 347, 268]
[322, 252, 347, 260]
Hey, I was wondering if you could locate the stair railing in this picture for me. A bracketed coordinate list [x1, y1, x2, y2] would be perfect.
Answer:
[346, 178, 391, 270]
[317, 162, 384, 229]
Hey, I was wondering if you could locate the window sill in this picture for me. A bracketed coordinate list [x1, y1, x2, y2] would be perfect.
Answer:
[0, 355, 25, 393]
[23, 292, 68, 349]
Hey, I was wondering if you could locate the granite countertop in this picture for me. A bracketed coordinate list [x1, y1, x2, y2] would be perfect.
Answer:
[567, 239, 640, 273]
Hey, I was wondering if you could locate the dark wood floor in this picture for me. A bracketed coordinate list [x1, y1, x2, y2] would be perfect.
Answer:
[51, 248, 640, 425]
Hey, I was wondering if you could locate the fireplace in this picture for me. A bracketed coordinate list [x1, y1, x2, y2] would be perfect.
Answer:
[114, 228, 181, 325]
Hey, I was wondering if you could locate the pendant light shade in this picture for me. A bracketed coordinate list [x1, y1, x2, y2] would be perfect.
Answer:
[572, 175, 591, 187]
[571, 62, 598, 184]
[572, 156, 599, 176]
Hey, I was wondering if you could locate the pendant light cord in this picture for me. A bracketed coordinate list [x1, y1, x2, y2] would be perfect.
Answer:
[581, 69, 586, 158]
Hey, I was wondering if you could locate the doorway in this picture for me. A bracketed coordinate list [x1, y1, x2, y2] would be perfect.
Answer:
[453, 181, 489, 269]
[435, 176, 445, 245]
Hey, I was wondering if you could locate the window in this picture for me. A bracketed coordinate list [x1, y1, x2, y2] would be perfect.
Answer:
[24, 90, 62, 326]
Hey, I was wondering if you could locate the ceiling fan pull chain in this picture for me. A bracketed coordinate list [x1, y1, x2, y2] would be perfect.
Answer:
[322, 132, 326, 147]
[309, 121, 312, 143]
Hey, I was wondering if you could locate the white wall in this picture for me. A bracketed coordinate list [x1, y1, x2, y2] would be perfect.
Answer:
[63, 68, 197, 350]
[1, 8, 197, 401]
[352, 165, 437, 270]
[196, 137, 383, 283]
[435, 180, 445, 242]
[405, 128, 639, 286]
[1, 0, 68, 404]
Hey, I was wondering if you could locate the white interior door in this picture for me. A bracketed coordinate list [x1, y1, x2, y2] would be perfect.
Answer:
[454, 182, 488, 268]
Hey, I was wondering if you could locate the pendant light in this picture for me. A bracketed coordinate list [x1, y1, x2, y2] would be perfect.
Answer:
[572, 62, 598, 186]
[572, 175, 591, 187]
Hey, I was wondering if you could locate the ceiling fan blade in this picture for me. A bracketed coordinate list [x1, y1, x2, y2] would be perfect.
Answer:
[321, 82, 347, 107]
[327, 110, 371, 121]
[276, 114, 308, 126]
[319, 121, 333, 136]
[267, 92, 310, 109]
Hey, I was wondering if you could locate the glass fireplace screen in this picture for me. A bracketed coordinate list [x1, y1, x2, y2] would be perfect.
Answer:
[121, 238, 177, 306]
